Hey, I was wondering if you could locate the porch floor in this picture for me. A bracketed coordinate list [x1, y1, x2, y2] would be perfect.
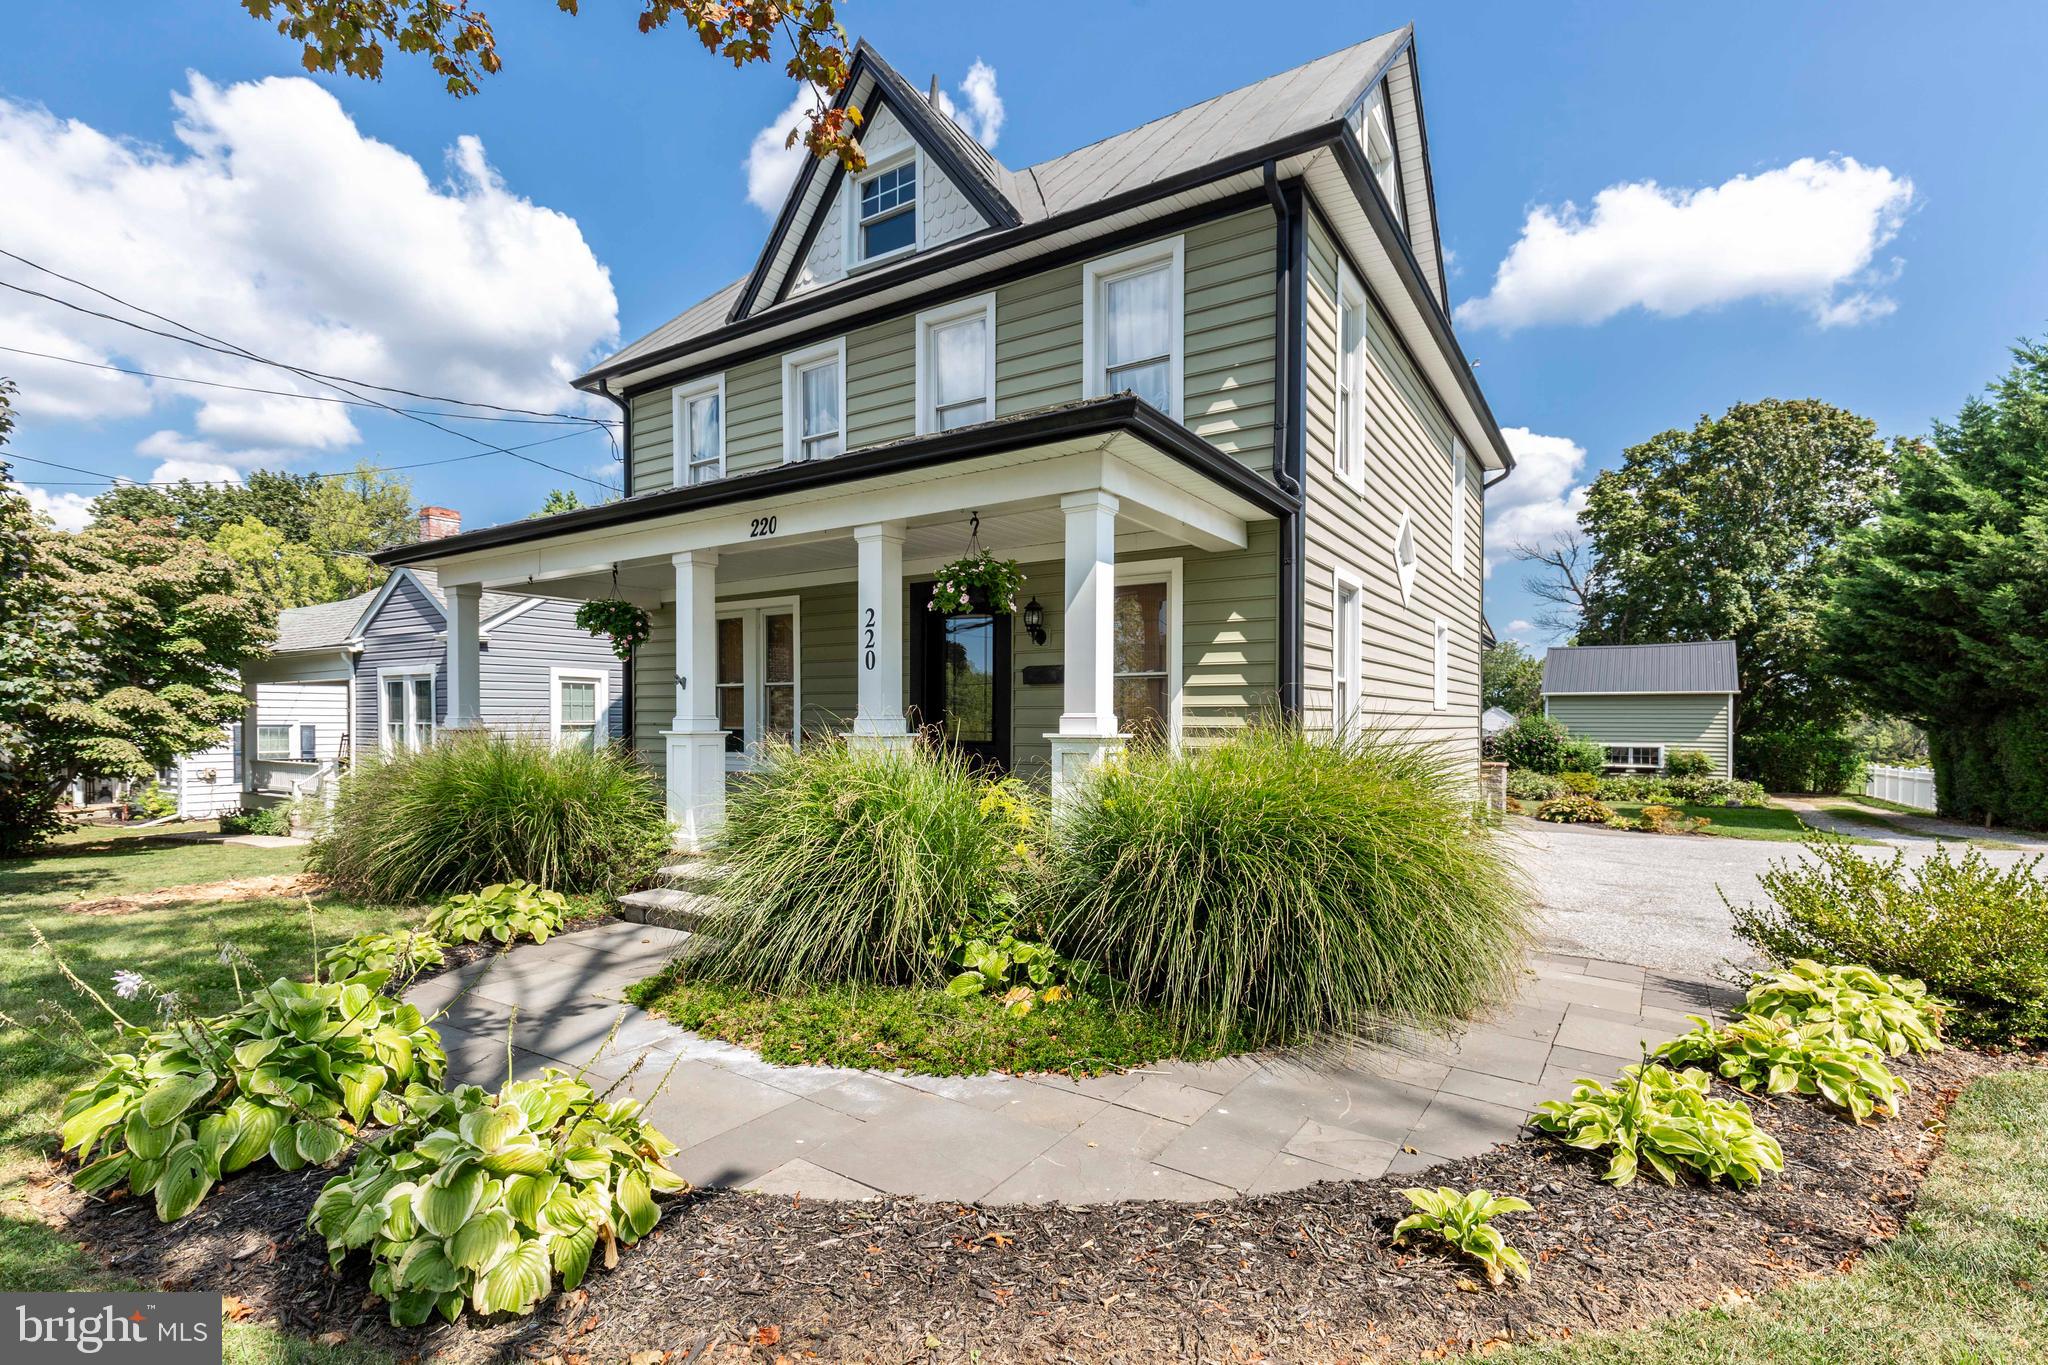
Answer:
[404, 923, 1741, 1205]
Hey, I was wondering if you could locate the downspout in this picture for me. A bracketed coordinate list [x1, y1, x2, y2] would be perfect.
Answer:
[594, 376, 635, 751]
[1264, 161, 1307, 720]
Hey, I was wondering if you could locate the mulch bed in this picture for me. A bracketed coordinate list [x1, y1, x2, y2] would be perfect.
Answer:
[31, 1048, 2028, 1364]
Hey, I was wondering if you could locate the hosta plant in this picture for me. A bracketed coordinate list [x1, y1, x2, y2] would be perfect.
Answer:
[1530, 1063, 1784, 1188]
[937, 930, 1080, 1016]
[1743, 959, 1944, 1056]
[58, 974, 446, 1222]
[429, 881, 570, 946]
[1393, 1186, 1532, 1286]
[323, 929, 449, 982]
[309, 1070, 687, 1326]
[1656, 1014, 1908, 1123]
[1535, 794, 1613, 825]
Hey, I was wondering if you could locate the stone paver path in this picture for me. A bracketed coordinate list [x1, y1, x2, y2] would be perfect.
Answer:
[406, 922, 1741, 1205]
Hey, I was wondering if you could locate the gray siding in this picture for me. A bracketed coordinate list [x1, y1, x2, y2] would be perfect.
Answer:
[1544, 694, 1736, 777]
[353, 576, 447, 752]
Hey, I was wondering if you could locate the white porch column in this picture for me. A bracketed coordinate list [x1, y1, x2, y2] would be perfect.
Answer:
[849, 521, 912, 752]
[444, 582, 483, 729]
[1047, 490, 1126, 803]
[663, 550, 726, 852]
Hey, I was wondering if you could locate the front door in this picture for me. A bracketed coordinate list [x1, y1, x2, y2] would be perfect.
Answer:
[912, 582, 1011, 770]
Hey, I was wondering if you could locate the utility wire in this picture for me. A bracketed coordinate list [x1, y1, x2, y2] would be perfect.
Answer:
[0, 343, 616, 427]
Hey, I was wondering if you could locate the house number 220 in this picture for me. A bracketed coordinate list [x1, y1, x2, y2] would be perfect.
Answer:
[862, 606, 877, 670]
[748, 515, 777, 538]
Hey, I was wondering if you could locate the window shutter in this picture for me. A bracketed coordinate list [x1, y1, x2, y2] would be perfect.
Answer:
[300, 725, 316, 761]
[231, 722, 242, 760]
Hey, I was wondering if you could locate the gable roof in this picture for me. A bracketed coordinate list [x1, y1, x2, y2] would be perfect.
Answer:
[272, 589, 379, 654]
[591, 27, 1411, 381]
[1542, 641, 1741, 696]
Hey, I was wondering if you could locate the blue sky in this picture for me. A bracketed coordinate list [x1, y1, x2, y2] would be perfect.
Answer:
[2, 1, 2043, 642]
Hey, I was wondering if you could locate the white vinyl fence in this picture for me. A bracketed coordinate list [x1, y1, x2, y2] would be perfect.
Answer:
[1863, 763, 1937, 812]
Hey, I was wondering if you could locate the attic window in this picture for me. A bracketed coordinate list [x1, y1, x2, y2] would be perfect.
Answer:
[1346, 83, 1402, 225]
[856, 159, 917, 261]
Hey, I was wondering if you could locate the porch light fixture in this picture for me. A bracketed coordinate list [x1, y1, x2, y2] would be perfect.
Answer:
[1022, 597, 1047, 646]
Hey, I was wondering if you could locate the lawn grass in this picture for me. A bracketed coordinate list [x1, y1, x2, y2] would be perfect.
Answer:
[0, 825, 428, 1294]
[1471, 1066, 2048, 1362]
[1603, 802, 1869, 844]
[1815, 798, 2026, 850]
[627, 970, 1256, 1077]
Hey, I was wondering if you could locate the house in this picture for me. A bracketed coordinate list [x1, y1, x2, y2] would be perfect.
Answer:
[239, 509, 625, 808]
[370, 28, 1515, 848]
[1540, 641, 1740, 777]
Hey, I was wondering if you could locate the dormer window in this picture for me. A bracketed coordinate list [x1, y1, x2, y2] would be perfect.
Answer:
[1347, 83, 1402, 225]
[855, 158, 917, 262]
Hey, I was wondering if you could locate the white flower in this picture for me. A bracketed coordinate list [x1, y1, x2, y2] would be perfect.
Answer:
[112, 970, 145, 1000]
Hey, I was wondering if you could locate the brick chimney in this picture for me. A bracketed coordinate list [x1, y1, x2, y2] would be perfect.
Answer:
[418, 506, 461, 541]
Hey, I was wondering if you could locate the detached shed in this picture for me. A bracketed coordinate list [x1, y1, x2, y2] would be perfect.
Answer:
[1541, 641, 1739, 776]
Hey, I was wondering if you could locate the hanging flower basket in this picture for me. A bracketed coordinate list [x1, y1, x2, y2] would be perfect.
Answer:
[575, 598, 651, 660]
[930, 549, 1026, 615]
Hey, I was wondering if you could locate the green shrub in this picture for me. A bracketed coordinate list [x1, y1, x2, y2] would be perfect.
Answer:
[220, 805, 292, 837]
[1558, 770, 1601, 795]
[1048, 725, 1528, 1048]
[1596, 774, 1766, 807]
[1729, 841, 2048, 1043]
[1530, 1063, 1784, 1187]
[311, 731, 669, 902]
[1928, 706, 2048, 831]
[1740, 721, 1865, 793]
[1561, 733, 1608, 774]
[1655, 1015, 1907, 1123]
[1506, 769, 1565, 802]
[428, 880, 569, 946]
[321, 929, 448, 982]
[1664, 749, 1715, 779]
[1487, 713, 1574, 773]
[1393, 1187, 1533, 1286]
[696, 739, 1038, 991]
[0, 771, 69, 857]
[308, 1069, 686, 1326]
[59, 974, 446, 1222]
[1535, 794, 1614, 824]
[1743, 959, 1945, 1056]
[133, 781, 178, 820]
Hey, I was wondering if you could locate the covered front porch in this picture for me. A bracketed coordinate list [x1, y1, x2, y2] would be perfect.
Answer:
[397, 400, 1291, 849]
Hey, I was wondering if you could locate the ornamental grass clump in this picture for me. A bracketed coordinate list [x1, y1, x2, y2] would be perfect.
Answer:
[697, 738, 1042, 991]
[311, 731, 669, 903]
[1048, 725, 1529, 1048]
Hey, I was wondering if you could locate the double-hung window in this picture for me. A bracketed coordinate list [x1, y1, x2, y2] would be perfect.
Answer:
[782, 339, 846, 462]
[380, 669, 435, 753]
[1449, 437, 1468, 576]
[1347, 82, 1402, 221]
[673, 376, 724, 485]
[854, 157, 917, 262]
[1333, 572, 1363, 730]
[256, 724, 292, 761]
[714, 601, 799, 765]
[1336, 266, 1368, 490]
[551, 670, 606, 749]
[1110, 560, 1182, 744]
[1084, 237, 1184, 419]
[915, 294, 994, 433]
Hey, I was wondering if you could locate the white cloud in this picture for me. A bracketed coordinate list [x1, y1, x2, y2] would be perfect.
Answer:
[1484, 426, 1590, 575]
[1456, 157, 1913, 332]
[0, 75, 618, 463]
[25, 485, 95, 531]
[135, 430, 263, 485]
[745, 63, 1006, 216]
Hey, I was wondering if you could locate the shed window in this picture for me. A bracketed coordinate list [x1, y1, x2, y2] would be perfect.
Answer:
[1604, 745, 1664, 772]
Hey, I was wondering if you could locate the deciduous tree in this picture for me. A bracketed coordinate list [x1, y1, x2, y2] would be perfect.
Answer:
[1481, 641, 1545, 716]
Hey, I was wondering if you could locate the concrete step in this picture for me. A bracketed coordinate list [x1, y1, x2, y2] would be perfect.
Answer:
[616, 884, 719, 931]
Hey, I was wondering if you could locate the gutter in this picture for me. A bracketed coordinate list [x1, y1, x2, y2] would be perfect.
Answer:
[1264, 161, 1308, 721]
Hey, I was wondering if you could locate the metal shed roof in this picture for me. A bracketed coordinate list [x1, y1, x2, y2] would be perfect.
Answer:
[1541, 641, 1740, 695]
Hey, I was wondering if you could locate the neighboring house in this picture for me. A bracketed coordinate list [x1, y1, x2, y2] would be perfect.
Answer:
[1540, 641, 1740, 777]
[1480, 706, 1517, 738]
[157, 730, 243, 820]
[371, 28, 1515, 848]
[241, 521, 625, 807]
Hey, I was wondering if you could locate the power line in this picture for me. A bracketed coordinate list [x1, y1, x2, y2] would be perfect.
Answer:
[0, 343, 616, 427]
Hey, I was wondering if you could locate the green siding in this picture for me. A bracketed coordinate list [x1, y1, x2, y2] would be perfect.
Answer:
[846, 314, 916, 447]
[1183, 211, 1276, 474]
[1545, 694, 1735, 776]
[628, 388, 672, 492]
[994, 265, 1083, 415]
[723, 355, 782, 476]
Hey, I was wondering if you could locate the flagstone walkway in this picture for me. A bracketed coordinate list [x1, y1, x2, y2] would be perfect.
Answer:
[405, 922, 1741, 1205]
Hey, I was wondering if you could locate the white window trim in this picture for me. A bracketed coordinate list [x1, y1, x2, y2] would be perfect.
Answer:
[845, 147, 923, 270]
[1604, 743, 1666, 772]
[548, 667, 609, 749]
[1449, 436, 1469, 577]
[255, 723, 293, 761]
[670, 373, 726, 485]
[1432, 615, 1451, 711]
[714, 595, 803, 770]
[913, 292, 997, 435]
[1114, 558, 1184, 747]
[1334, 262, 1368, 494]
[1393, 506, 1420, 605]
[1331, 566, 1365, 732]
[1081, 235, 1186, 421]
[781, 337, 848, 464]
[376, 665, 436, 754]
